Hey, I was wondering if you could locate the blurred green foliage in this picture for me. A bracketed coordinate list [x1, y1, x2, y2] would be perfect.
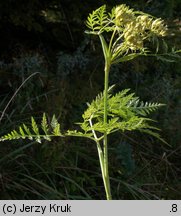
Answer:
[0, 0, 180, 199]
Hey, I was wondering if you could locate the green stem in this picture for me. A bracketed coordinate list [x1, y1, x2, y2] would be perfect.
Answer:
[108, 28, 116, 52]
[96, 141, 109, 198]
[89, 117, 110, 199]
[99, 34, 112, 200]
[103, 61, 112, 200]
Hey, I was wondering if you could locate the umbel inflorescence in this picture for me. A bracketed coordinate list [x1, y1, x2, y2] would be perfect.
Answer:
[86, 4, 167, 61]
[114, 4, 167, 50]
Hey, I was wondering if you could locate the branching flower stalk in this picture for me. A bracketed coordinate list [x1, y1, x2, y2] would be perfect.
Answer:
[1, 4, 179, 200]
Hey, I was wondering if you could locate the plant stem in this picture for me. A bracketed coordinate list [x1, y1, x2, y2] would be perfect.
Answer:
[99, 34, 112, 200]
[108, 28, 116, 52]
[96, 141, 108, 197]
[89, 117, 110, 199]
[103, 60, 112, 200]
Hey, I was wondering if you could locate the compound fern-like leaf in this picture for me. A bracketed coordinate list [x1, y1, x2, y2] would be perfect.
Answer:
[0, 113, 63, 142]
[128, 99, 165, 116]
[86, 5, 112, 34]
[79, 88, 165, 142]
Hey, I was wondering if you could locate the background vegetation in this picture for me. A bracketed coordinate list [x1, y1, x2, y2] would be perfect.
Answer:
[0, 0, 180, 199]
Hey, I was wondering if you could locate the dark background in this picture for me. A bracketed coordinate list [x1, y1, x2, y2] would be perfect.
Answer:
[0, 0, 180, 199]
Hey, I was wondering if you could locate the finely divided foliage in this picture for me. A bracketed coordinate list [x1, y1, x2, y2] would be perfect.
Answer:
[0, 88, 165, 143]
[0, 114, 63, 143]
[80, 87, 165, 142]
[86, 5, 111, 34]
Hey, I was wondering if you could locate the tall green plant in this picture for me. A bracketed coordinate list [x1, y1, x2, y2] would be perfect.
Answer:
[0, 4, 172, 200]
[84, 4, 168, 199]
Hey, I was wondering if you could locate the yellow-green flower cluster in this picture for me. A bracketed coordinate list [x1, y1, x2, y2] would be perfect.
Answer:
[123, 21, 144, 50]
[114, 5, 167, 51]
[115, 4, 134, 26]
[151, 18, 167, 36]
